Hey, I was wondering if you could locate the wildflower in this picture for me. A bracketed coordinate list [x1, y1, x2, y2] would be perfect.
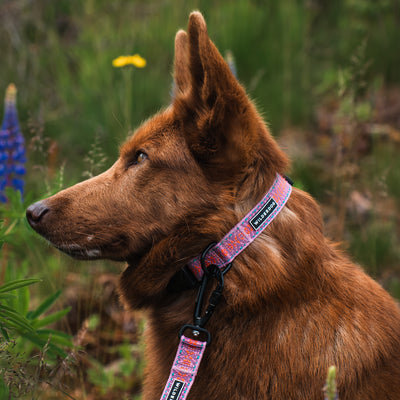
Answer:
[0, 84, 26, 203]
[112, 54, 146, 68]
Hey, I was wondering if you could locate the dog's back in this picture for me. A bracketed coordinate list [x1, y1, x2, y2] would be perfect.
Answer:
[27, 12, 400, 399]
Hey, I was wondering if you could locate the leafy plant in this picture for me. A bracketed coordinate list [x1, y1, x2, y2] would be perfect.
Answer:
[0, 278, 41, 341]
[0, 187, 73, 397]
[0, 277, 73, 397]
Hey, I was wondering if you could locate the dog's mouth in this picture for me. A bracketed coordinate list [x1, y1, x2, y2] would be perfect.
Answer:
[56, 244, 102, 260]
[53, 235, 130, 261]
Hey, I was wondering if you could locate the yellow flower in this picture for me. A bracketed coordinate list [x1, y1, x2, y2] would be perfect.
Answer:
[112, 54, 146, 68]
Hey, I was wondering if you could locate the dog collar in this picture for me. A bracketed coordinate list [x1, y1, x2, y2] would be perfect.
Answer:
[187, 173, 292, 280]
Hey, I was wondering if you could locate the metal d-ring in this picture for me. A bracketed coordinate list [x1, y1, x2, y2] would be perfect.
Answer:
[200, 242, 217, 275]
[200, 242, 233, 275]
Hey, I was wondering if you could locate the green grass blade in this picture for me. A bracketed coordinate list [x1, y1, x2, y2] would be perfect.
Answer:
[0, 293, 14, 300]
[0, 305, 34, 332]
[21, 331, 68, 358]
[27, 289, 62, 320]
[31, 307, 71, 329]
[0, 278, 41, 294]
[36, 329, 73, 348]
[0, 326, 10, 341]
[36, 328, 71, 340]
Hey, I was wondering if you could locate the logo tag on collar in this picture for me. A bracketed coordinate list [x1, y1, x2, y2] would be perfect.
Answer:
[249, 197, 278, 230]
[166, 379, 185, 400]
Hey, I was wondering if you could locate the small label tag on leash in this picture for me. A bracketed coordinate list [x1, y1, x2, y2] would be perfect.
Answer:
[166, 379, 185, 400]
[249, 198, 278, 230]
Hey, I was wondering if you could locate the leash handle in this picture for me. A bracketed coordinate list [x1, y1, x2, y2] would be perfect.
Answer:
[160, 335, 207, 400]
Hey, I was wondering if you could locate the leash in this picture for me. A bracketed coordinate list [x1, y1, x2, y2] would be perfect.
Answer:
[160, 173, 292, 400]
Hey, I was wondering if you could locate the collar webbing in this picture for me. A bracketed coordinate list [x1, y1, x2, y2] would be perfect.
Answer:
[187, 173, 292, 281]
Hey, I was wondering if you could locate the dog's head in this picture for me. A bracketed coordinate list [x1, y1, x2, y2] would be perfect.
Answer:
[26, 12, 289, 306]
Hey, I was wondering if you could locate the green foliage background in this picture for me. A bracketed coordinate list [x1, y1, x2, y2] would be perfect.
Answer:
[1, 0, 400, 398]
[2, 0, 399, 170]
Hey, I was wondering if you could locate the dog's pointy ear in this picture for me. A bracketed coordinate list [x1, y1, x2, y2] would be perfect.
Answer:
[173, 30, 191, 96]
[173, 12, 251, 166]
[173, 12, 289, 181]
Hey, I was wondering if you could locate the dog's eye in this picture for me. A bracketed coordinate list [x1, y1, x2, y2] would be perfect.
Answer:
[136, 152, 147, 164]
[127, 151, 148, 168]
[132, 151, 147, 165]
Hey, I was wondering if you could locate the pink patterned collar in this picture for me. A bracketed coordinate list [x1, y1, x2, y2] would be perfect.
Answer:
[187, 173, 292, 280]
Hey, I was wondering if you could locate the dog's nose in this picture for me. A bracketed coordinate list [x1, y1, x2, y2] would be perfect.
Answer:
[26, 200, 49, 226]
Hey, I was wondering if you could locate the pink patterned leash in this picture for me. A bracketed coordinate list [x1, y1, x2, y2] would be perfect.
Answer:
[160, 173, 292, 400]
[160, 335, 207, 400]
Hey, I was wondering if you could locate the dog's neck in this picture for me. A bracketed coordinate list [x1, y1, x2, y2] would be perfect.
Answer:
[119, 172, 295, 308]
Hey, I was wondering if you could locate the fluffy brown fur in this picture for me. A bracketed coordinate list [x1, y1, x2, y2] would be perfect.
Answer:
[27, 12, 400, 400]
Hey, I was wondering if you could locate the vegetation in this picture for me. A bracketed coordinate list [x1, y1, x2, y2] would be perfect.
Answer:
[1, 0, 399, 398]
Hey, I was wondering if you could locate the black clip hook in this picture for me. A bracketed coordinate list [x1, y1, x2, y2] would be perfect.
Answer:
[179, 243, 233, 345]
[193, 243, 232, 329]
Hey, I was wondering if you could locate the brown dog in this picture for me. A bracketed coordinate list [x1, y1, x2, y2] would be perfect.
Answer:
[27, 12, 400, 400]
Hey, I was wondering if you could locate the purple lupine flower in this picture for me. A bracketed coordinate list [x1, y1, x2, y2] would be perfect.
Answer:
[0, 84, 26, 202]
